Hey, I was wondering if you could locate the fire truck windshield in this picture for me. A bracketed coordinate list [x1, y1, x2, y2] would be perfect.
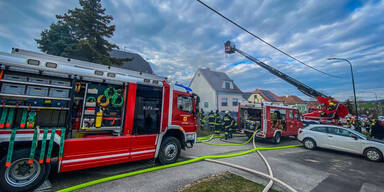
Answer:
[177, 95, 193, 113]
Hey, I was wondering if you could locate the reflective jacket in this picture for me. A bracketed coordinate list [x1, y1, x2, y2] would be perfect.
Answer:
[223, 114, 233, 129]
[208, 113, 215, 125]
[214, 113, 222, 126]
[199, 112, 206, 123]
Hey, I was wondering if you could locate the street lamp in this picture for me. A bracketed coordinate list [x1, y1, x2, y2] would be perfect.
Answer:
[327, 58, 360, 132]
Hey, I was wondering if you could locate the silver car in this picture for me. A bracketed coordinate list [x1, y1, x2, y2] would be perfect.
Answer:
[298, 124, 384, 162]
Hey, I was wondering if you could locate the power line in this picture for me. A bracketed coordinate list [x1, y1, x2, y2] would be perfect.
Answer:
[195, 0, 340, 78]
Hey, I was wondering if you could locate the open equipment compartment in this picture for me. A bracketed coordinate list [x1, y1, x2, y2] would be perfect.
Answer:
[0, 70, 128, 138]
[0, 70, 71, 129]
[74, 81, 126, 137]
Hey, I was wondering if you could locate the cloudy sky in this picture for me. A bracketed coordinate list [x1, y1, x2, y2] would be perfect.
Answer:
[1, 0, 383, 101]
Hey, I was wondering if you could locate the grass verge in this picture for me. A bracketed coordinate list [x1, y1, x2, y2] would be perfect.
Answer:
[176, 171, 280, 192]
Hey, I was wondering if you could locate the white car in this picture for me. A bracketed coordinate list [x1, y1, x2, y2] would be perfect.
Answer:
[298, 124, 384, 162]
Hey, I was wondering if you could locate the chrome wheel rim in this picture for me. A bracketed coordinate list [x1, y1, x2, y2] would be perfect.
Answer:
[367, 150, 380, 161]
[5, 158, 41, 187]
[165, 143, 177, 160]
[305, 140, 314, 149]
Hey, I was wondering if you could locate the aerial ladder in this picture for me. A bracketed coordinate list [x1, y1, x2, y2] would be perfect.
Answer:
[224, 41, 348, 122]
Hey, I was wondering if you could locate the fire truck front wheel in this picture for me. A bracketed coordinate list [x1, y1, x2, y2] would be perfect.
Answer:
[0, 148, 51, 192]
[158, 136, 181, 164]
[273, 132, 281, 144]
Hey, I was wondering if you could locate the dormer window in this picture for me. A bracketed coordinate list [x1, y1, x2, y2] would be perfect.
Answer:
[225, 82, 230, 89]
[223, 81, 233, 89]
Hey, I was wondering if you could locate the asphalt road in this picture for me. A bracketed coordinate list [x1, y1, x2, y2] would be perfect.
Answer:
[47, 136, 384, 192]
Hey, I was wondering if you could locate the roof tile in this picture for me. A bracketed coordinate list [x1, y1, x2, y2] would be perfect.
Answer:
[109, 50, 154, 74]
[197, 68, 242, 94]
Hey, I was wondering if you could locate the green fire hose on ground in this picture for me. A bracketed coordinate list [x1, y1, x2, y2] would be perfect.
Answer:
[198, 134, 253, 146]
[57, 132, 300, 192]
[196, 133, 245, 142]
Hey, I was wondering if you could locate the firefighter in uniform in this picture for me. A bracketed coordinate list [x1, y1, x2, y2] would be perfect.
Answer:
[223, 111, 234, 140]
[367, 119, 374, 134]
[214, 110, 222, 134]
[346, 117, 351, 128]
[199, 109, 206, 130]
[208, 111, 215, 131]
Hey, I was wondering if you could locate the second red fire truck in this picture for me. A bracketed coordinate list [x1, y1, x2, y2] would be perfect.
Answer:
[238, 103, 303, 144]
[0, 48, 199, 192]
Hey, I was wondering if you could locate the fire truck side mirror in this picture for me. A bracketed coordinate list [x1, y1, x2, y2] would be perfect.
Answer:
[192, 94, 199, 117]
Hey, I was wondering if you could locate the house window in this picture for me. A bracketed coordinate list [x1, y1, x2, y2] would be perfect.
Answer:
[204, 102, 209, 108]
[223, 81, 233, 89]
[225, 82, 230, 89]
[232, 98, 238, 106]
[221, 98, 228, 106]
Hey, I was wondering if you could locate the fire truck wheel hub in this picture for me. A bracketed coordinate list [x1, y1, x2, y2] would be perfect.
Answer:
[5, 158, 41, 187]
[165, 143, 177, 160]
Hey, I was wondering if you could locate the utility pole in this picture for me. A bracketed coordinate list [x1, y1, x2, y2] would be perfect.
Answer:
[328, 58, 360, 132]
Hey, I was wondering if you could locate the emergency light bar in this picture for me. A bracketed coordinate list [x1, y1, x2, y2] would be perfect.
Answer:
[175, 83, 192, 92]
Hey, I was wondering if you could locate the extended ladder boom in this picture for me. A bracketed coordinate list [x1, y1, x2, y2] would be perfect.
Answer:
[224, 41, 328, 98]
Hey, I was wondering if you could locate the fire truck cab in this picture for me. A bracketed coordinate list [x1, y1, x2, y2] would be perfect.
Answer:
[0, 48, 199, 192]
[237, 103, 303, 144]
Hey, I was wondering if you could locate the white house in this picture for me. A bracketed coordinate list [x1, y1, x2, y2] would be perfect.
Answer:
[189, 68, 243, 113]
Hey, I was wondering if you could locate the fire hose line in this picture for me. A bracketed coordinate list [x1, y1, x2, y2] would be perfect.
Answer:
[253, 134, 274, 192]
[198, 132, 287, 192]
[196, 134, 249, 145]
[203, 158, 297, 192]
[198, 134, 253, 146]
[56, 140, 300, 192]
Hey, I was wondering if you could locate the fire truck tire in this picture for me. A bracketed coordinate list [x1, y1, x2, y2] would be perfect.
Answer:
[303, 138, 316, 150]
[158, 136, 181, 164]
[0, 148, 51, 192]
[273, 132, 281, 144]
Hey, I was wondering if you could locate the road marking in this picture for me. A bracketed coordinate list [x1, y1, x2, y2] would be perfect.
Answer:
[303, 159, 320, 163]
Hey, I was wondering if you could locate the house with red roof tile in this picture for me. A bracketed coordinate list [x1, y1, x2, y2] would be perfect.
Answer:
[243, 89, 284, 105]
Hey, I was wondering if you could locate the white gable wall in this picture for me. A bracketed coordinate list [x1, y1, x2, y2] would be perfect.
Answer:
[190, 72, 217, 112]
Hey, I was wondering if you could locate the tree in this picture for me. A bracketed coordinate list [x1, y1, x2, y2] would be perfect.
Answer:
[36, 22, 77, 57]
[36, 0, 127, 65]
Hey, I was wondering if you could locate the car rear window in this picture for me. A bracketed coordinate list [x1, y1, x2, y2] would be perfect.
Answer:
[310, 127, 328, 133]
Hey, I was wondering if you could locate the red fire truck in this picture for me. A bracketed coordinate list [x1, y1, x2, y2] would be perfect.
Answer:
[237, 103, 303, 144]
[0, 48, 199, 192]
